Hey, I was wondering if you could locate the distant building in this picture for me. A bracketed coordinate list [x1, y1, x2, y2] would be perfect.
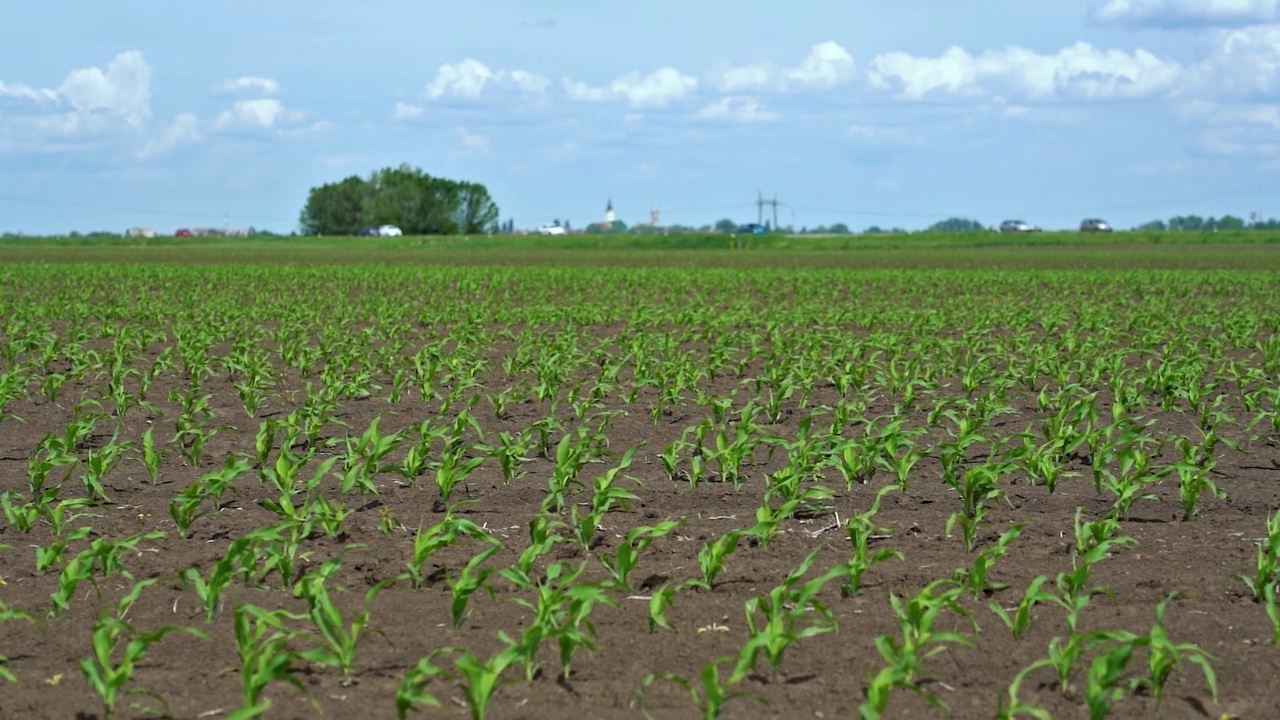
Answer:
[604, 197, 615, 225]
[127, 226, 156, 238]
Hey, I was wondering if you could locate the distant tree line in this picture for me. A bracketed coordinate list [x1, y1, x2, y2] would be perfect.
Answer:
[299, 164, 499, 236]
[1136, 215, 1280, 231]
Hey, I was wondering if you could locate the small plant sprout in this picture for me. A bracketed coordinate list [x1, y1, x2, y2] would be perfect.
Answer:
[638, 656, 766, 720]
[78, 579, 208, 718]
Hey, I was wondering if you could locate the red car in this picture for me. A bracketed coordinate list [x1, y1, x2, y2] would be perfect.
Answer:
[175, 228, 193, 237]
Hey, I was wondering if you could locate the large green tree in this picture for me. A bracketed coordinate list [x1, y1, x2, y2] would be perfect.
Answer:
[299, 164, 499, 235]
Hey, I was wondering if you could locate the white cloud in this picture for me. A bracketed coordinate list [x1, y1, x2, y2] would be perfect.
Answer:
[213, 76, 281, 96]
[696, 96, 779, 122]
[0, 81, 57, 103]
[563, 67, 697, 107]
[392, 101, 424, 119]
[424, 59, 549, 99]
[56, 51, 152, 128]
[711, 41, 855, 92]
[0, 51, 153, 149]
[789, 41, 857, 88]
[868, 42, 1183, 101]
[212, 98, 303, 131]
[1091, 0, 1279, 28]
[1189, 24, 1280, 97]
[137, 113, 201, 158]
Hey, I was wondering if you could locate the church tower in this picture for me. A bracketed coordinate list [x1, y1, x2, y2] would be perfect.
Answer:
[604, 197, 615, 225]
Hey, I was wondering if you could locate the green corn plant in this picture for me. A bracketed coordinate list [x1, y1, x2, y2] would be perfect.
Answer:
[226, 603, 315, 719]
[490, 429, 534, 485]
[138, 426, 163, 485]
[638, 656, 766, 720]
[1098, 438, 1170, 521]
[952, 523, 1022, 599]
[1072, 506, 1136, 558]
[1042, 629, 1116, 696]
[1082, 643, 1141, 719]
[995, 659, 1054, 720]
[296, 556, 391, 676]
[78, 579, 208, 719]
[990, 575, 1058, 640]
[450, 543, 502, 628]
[1137, 592, 1218, 709]
[542, 428, 597, 513]
[571, 446, 640, 550]
[833, 433, 878, 488]
[841, 484, 901, 597]
[432, 443, 488, 505]
[933, 407, 988, 486]
[496, 514, 563, 591]
[79, 440, 129, 504]
[731, 548, 843, 683]
[873, 421, 927, 490]
[34, 524, 93, 573]
[1237, 506, 1280, 603]
[448, 642, 526, 720]
[0, 590, 35, 684]
[686, 527, 757, 592]
[50, 530, 166, 617]
[599, 520, 681, 590]
[648, 584, 678, 633]
[168, 456, 249, 537]
[395, 649, 452, 719]
[710, 423, 759, 487]
[1171, 437, 1226, 521]
[341, 415, 404, 498]
[404, 512, 501, 590]
[860, 579, 975, 719]
[945, 460, 1013, 552]
[181, 526, 280, 622]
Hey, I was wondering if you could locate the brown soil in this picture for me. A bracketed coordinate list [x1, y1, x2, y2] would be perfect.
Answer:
[0, 274, 1277, 720]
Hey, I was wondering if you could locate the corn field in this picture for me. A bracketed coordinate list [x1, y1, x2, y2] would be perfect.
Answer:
[1, 262, 1279, 718]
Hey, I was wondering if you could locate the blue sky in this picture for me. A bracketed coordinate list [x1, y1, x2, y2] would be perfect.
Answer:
[2, 0, 1279, 234]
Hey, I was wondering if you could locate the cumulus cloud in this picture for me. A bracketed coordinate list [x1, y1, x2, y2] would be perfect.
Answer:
[563, 67, 697, 107]
[137, 113, 201, 158]
[424, 59, 549, 99]
[55, 51, 152, 128]
[211, 98, 304, 131]
[710, 41, 855, 92]
[1189, 24, 1280, 97]
[0, 50, 153, 150]
[212, 76, 281, 96]
[695, 96, 779, 122]
[867, 42, 1183, 101]
[1090, 0, 1279, 28]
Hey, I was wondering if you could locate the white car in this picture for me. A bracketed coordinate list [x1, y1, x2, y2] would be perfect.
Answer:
[534, 223, 567, 236]
[378, 224, 403, 237]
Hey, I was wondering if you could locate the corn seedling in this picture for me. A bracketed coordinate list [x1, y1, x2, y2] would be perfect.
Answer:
[731, 548, 842, 683]
[226, 603, 315, 719]
[77, 579, 207, 718]
[841, 484, 901, 597]
[638, 656, 766, 720]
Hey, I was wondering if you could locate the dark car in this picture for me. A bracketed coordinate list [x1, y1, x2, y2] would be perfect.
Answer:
[737, 223, 768, 234]
[357, 227, 380, 237]
[174, 228, 193, 237]
[1080, 218, 1113, 233]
